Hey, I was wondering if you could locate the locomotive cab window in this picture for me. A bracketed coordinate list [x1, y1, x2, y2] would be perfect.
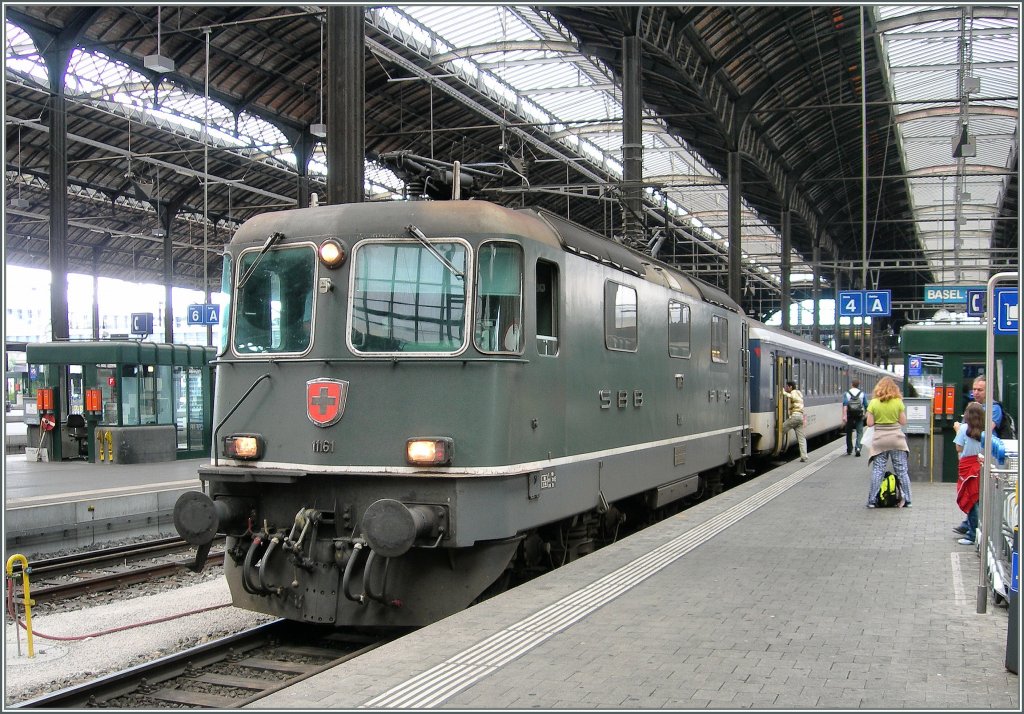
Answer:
[536, 260, 559, 356]
[474, 242, 524, 354]
[604, 281, 637, 352]
[350, 239, 468, 354]
[233, 245, 315, 354]
[668, 300, 691, 358]
[711, 315, 728, 363]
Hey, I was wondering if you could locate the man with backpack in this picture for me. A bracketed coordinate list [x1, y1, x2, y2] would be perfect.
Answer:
[843, 379, 868, 457]
[968, 377, 1009, 437]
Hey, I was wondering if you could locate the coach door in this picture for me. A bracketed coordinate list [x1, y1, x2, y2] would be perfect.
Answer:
[740, 322, 750, 454]
[772, 353, 793, 456]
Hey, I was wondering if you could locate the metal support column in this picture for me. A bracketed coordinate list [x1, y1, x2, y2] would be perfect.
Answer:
[727, 150, 742, 306]
[781, 208, 791, 333]
[45, 46, 73, 341]
[294, 134, 316, 208]
[833, 262, 842, 353]
[161, 207, 175, 343]
[92, 246, 102, 340]
[812, 234, 821, 343]
[327, 5, 365, 205]
[621, 34, 644, 250]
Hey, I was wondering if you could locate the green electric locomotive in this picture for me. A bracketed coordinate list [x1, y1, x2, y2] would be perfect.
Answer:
[173, 199, 751, 626]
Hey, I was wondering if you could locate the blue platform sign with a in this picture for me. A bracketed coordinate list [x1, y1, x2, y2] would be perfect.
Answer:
[838, 290, 864, 317]
[908, 355, 922, 377]
[993, 287, 1018, 335]
[966, 289, 986, 317]
[865, 290, 891, 317]
[188, 303, 221, 326]
[131, 312, 154, 335]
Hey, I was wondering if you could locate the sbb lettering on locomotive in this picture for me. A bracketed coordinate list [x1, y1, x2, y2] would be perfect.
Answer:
[598, 389, 644, 409]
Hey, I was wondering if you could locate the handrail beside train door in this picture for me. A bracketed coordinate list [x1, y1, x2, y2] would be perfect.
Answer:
[772, 354, 793, 456]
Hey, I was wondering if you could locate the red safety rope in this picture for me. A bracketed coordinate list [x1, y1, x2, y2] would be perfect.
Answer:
[6, 576, 231, 642]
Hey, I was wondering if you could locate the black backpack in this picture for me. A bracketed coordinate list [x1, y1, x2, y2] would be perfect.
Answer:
[993, 401, 1017, 440]
[846, 389, 865, 421]
[877, 471, 903, 507]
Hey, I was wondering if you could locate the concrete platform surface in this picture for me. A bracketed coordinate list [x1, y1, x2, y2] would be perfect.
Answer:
[250, 441, 1020, 710]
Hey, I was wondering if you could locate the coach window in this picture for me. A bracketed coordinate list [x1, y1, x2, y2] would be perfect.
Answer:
[793, 358, 801, 389]
[604, 281, 637, 351]
[536, 260, 559, 356]
[710, 315, 728, 363]
[668, 300, 691, 358]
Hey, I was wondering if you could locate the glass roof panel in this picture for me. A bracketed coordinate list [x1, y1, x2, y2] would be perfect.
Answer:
[876, 4, 1018, 287]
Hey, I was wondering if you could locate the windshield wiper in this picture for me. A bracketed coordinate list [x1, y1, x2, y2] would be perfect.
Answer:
[406, 224, 464, 279]
[237, 231, 285, 288]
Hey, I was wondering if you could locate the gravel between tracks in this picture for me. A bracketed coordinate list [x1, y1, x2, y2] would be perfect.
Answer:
[4, 556, 275, 706]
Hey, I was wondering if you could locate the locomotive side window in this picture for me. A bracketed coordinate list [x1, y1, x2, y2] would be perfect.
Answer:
[474, 242, 524, 354]
[536, 260, 559, 356]
[710, 315, 728, 363]
[234, 245, 315, 354]
[604, 281, 637, 352]
[668, 300, 691, 358]
[350, 240, 468, 354]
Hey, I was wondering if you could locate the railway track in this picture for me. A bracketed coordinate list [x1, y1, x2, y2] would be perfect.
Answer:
[14, 620, 394, 708]
[9, 536, 224, 603]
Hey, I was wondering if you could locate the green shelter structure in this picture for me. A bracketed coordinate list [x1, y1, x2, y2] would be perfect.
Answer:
[23, 341, 215, 463]
[900, 321, 1018, 483]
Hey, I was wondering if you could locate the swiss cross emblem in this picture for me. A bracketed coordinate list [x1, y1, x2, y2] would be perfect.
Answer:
[306, 378, 349, 427]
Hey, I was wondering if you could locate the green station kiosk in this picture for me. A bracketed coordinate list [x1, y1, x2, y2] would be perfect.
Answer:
[900, 321, 1018, 483]
[24, 341, 215, 463]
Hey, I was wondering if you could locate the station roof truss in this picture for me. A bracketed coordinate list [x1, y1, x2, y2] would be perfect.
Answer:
[3, 4, 1019, 329]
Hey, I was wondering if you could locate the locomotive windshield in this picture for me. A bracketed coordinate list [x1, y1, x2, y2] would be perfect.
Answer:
[350, 240, 468, 353]
[233, 245, 315, 354]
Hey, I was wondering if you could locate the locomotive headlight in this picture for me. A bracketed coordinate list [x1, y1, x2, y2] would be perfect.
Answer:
[223, 434, 264, 460]
[406, 437, 453, 466]
[319, 239, 346, 268]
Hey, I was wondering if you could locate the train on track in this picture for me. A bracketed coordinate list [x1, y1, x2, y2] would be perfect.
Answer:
[173, 198, 896, 627]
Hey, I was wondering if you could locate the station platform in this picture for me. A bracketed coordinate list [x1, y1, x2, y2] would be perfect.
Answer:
[4, 450, 202, 554]
[252, 440, 1020, 710]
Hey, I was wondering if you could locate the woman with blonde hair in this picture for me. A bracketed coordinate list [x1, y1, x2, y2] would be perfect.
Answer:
[865, 376, 912, 507]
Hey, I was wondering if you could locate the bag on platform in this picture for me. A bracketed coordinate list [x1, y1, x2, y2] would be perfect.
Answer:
[845, 389, 865, 421]
[993, 401, 1016, 440]
[877, 471, 902, 508]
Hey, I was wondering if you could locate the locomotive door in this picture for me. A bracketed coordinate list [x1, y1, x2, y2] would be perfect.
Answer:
[772, 353, 794, 456]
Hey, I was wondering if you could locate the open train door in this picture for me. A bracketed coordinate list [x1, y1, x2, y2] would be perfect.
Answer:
[772, 353, 793, 456]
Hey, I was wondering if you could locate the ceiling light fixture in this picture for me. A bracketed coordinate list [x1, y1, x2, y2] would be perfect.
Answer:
[145, 6, 175, 74]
